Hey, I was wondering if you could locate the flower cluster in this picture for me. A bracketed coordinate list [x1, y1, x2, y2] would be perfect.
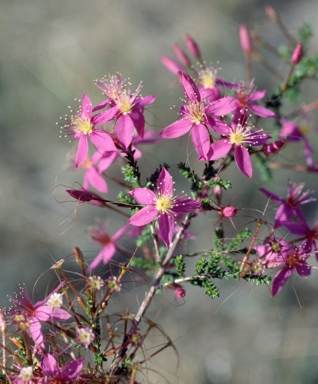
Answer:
[2, 6, 318, 383]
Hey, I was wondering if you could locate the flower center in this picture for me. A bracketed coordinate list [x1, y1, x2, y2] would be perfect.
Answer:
[230, 126, 245, 145]
[117, 93, 132, 114]
[156, 195, 173, 213]
[72, 116, 93, 135]
[199, 68, 216, 88]
[187, 102, 205, 124]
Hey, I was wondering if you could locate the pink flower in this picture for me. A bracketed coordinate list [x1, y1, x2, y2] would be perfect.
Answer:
[279, 118, 313, 166]
[159, 72, 236, 160]
[94, 74, 156, 150]
[226, 81, 276, 121]
[40, 354, 84, 382]
[88, 222, 130, 270]
[260, 181, 315, 227]
[271, 245, 311, 296]
[255, 240, 311, 296]
[129, 167, 201, 246]
[10, 282, 70, 347]
[208, 114, 271, 178]
[62, 93, 117, 168]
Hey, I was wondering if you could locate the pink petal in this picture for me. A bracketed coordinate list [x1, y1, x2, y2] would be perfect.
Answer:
[248, 89, 266, 102]
[249, 104, 276, 118]
[130, 188, 157, 204]
[84, 167, 108, 193]
[208, 139, 232, 160]
[80, 93, 92, 119]
[61, 358, 85, 380]
[207, 96, 237, 116]
[190, 124, 211, 159]
[179, 72, 200, 102]
[272, 267, 292, 296]
[42, 354, 59, 377]
[234, 145, 252, 178]
[29, 318, 44, 346]
[161, 55, 184, 75]
[75, 135, 89, 168]
[90, 130, 117, 152]
[116, 114, 134, 149]
[160, 119, 192, 139]
[92, 107, 119, 125]
[158, 213, 175, 247]
[129, 206, 159, 226]
[130, 110, 145, 137]
[157, 167, 173, 196]
[137, 95, 157, 107]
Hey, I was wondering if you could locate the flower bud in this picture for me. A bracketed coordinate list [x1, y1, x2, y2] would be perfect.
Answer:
[172, 44, 191, 66]
[161, 55, 184, 75]
[291, 43, 303, 65]
[185, 33, 201, 59]
[240, 25, 252, 53]
[265, 5, 278, 22]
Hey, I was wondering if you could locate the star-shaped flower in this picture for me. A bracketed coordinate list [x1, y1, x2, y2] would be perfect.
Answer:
[129, 167, 201, 246]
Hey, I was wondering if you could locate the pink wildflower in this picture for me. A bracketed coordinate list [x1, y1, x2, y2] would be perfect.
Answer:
[226, 81, 276, 121]
[61, 93, 117, 168]
[208, 114, 271, 178]
[271, 245, 311, 296]
[10, 282, 70, 347]
[40, 353, 84, 382]
[260, 181, 315, 227]
[76, 327, 95, 348]
[94, 74, 156, 150]
[159, 72, 236, 160]
[129, 167, 201, 247]
[88, 222, 130, 270]
[279, 118, 313, 166]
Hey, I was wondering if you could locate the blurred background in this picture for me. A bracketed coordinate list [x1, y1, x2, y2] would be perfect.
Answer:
[1, 0, 318, 383]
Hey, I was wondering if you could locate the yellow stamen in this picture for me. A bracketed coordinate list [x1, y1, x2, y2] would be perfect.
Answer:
[156, 195, 173, 212]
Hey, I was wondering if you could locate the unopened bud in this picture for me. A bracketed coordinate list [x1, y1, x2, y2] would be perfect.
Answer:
[240, 25, 252, 53]
[161, 55, 184, 75]
[291, 43, 303, 64]
[172, 44, 191, 66]
[265, 5, 278, 22]
[185, 33, 201, 59]
[74, 247, 85, 267]
[221, 206, 238, 218]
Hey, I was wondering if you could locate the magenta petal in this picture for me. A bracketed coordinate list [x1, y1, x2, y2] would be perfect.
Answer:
[29, 318, 44, 346]
[92, 107, 118, 125]
[158, 213, 175, 247]
[190, 124, 211, 159]
[161, 55, 184, 74]
[34, 306, 52, 321]
[90, 130, 116, 152]
[157, 168, 173, 196]
[80, 93, 92, 119]
[137, 95, 157, 107]
[42, 354, 59, 377]
[208, 139, 232, 160]
[116, 114, 134, 149]
[84, 167, 108, 193]
[248, 89, 266, 102]
[75, 135, 89, 168]
[249, 104, 276, 118]
[50, 308, 72, 321]
[207, 96, 237, 115]
[179, 72, 201, 102]
[160, 119, 192, 139]
[172, 197, 201, 213]
[60, 358, 85, 380]
[272, 267, 293, 296]
[129, 206, 159, 226]
[130, 110, 145, 137]
[130, 188, 157, 204]
[234, 145, 252, 178]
